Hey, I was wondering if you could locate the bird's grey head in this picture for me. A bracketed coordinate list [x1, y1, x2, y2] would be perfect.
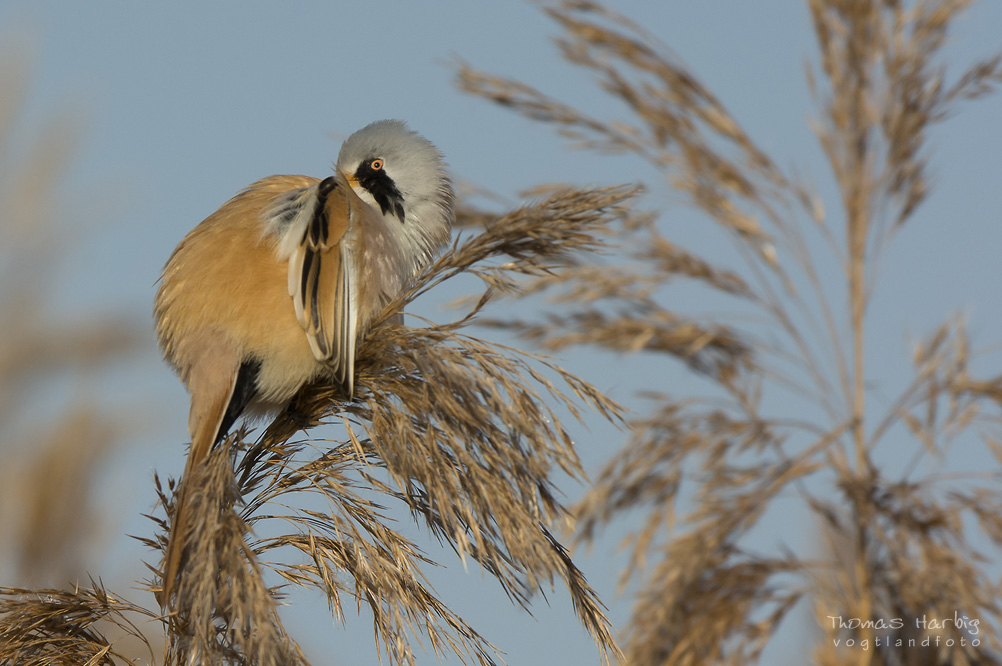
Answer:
[336, 120, 454, 266]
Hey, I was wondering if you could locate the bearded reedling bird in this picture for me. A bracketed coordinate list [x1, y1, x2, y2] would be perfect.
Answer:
[154, 120, 454, 603]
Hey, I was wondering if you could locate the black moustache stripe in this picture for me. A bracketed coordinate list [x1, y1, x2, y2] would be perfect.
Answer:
[357, 170, 406, 223]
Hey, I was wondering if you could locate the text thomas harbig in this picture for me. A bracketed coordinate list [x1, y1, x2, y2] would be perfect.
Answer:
[827, 612, 980, 650]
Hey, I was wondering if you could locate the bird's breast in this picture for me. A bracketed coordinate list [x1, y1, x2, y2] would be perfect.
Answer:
[344, 207, 414, 322]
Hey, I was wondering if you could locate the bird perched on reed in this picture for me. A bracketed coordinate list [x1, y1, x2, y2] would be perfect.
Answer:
[153, 119, 455, 604]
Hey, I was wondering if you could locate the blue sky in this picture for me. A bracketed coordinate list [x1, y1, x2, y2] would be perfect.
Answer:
[4, 1, 1002, 664]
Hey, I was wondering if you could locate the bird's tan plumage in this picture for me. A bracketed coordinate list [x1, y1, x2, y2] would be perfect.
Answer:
[156, 175, 333, 602]
[153, 120, 454, 607]
[158, 175, 324, 404]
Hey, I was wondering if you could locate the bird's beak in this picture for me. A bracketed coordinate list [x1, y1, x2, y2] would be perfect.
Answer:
[336, 169, 368, 210]
[338, 168, 359, 189]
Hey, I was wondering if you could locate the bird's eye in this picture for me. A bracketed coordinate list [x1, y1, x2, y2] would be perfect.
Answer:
[369, 158, 384, 171]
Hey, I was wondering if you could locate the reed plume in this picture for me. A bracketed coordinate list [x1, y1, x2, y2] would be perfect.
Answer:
[457, 1, 1002, 663]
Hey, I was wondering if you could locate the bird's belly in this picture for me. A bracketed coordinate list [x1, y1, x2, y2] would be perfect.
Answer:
[234, 275, 327, 405]
[252, 335, 327, 406]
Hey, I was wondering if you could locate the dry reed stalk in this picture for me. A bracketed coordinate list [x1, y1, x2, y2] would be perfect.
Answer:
[1, 182, 633, 663]
[0, 47, 150, 663]
[1, 41, 633, 663]
[136, 185, 636, 665]
[0, 582, 158, 666]
[457, 1, 1002, 664]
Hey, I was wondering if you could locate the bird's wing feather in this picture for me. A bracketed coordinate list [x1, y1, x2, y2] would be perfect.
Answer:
[269, 176, 355, 394]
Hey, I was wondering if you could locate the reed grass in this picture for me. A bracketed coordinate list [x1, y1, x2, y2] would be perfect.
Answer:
[0, 38, 633, 665]
[457, 1, 1002, 663]
[145, 184, 634, 666]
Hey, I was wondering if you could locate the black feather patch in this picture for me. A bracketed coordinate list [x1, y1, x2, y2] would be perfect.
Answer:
[308, 249, 326, 355]
[310, 176, 338, 246]
[300, 247, 314, 308]
[216, 358, 262, 444]
[392, 199, 405, 224]
[355, 160, 406, 223]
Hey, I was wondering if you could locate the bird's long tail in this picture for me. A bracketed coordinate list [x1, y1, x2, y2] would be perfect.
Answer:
[159, 387, 232, 608]
[158, 334, 244, 608]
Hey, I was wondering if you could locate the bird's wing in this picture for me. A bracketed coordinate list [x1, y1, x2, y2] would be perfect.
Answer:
[269, 176, 356, 394]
